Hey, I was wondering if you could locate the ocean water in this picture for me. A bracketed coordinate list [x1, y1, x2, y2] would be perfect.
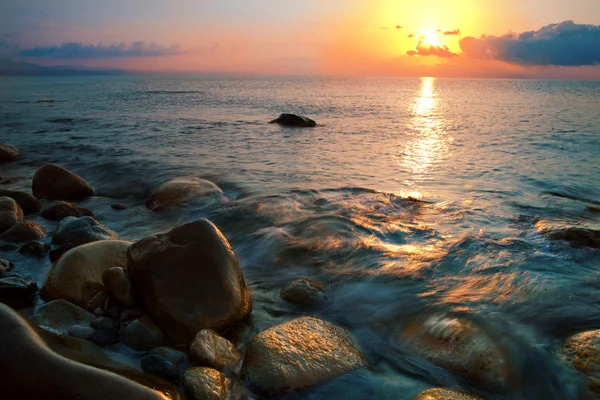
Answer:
[1, 75, 600, 399]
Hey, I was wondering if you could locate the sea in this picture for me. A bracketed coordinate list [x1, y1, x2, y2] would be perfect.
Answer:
[1, 75, 600, 399]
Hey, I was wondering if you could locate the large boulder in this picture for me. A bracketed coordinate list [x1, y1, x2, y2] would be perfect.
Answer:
[280, 278, 328, 306]
[414, 388, 484, 400]
[190, 329, 241, 373]
[145, 178, 224, 211]
[52, 216, 119, 246]
[0, 221, 46, 243]
[564, 329, 600, 398]
[0, 303, 182, 399]
[0, 189, 41, 213]
[0, 196, 24, 234]
[0, 144, 19, 163]
[32, 163, 95, 200]
[0, 274, 38, 307]
[183, 367, 231, 400]
[41, 201, 95, 221]
[41, 240, 131, 309]
[127, 219, 252, 343]
[269, 113, 317, 127]
[32, 299, 96, 335]
[240, 316, 367, 395]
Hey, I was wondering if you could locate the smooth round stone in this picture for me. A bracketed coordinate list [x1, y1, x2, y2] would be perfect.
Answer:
[142, 354, 179, 382]
[145, 178, 224, 211]
[0, 221, 46, 243]
[152, 347, 188, 367]
[0, 144, 19, 163]
[0, 189, 41, 214]
[190, 329, 241, 373]
[102, 266, 134, 306]
[0, 274, 38, 307]
[414, 388, 485, 400]
[32, 163, 95, 200]
[32, 299, 96, 335]
[52, 216, 119, 246]
[67, 324, 95, 340]
[122, 316, 165, 351]
[269, 113, 317, 127]
[19, 240, 51, 257]
[0, 258, 14, 276]
[0, 196, 24, 234]
[41, 201, 95, 221]
[183, 367, 230, 400]
[280, 278, 327, 306]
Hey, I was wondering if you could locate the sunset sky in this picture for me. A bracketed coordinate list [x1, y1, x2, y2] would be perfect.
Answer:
[1, 0, 599, 78]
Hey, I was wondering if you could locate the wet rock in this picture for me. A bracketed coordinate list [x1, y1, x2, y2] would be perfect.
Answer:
[190, 329, 241, 373]
[269, 113, 317, 127]
[0, 221, 45, 243]
[32, 163, 95, 200]
[414, 388, 484, 400]
[0, 196, 24, 234]
[32, 299, 96, 335]
[0, 303, 182, 399]
[41, 240, 131, 308]
[41, 201, 95, 221]
[0, 258, 14, 276]
[142, 354, 179, 382]
[0, 189, 42, 213]
[102, 266, 134, 306]
[240, 316, 367, 394]
[588, 205, 600, 213]
[0, 274, 38, 307]
[1, 176, 29, 185]
[122, 316, 165, 351]
[0, 144, 19, 163]
[52, 216, 119, 246]
[86, 289, 109, 311]
[112, 203, 129, 210]
[564, 329, 600, 398]
[120, 308, 143, 323]
[127, 219, 252, 343]
[19, 240, 51, 257]
[536, 221, 600, 249]
[153, 347, 188, 367]
[401, 314, 508, 390]
[280, 278, 327, 306]
[145, 178, 224, 211]
[49, 243, 74, 263]
[67, 324, 95, 340]
[90, 316, 120, 346]
[183, 367, 231, 400]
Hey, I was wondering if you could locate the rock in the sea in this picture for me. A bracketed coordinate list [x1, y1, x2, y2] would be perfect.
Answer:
[41, 201, 95, 221]
[240, 316, 367, 394]
[0, 196, 24, 234]
[67, 324, 96, 340]
[564, 329, 600, 398]
[90, 316, 120, 346]
[153, 347, 188, 367]
[0, 274, 38, 307]
[49, 243, 74, 263]
[183, 367, 231, 400]
[122, 316, 165, 351]
[41, 240, 131, 308]
[32, 163, 95, 200]
[142, 354, 179, 382]
[145, 178, 224, 211]
[401, 314, 508, 390]
[0, 303, 182, 399]
[0, 258, 14, 276]
[112, 203, 129, 210]
[280, 278, 327, 306]
[1, 176, 29, 185]
[53, 216, 119, 246]
[127, 219, 252, 343]
[190, 329, 241, 373]
[0, 189, 42, 213]
[19, 240, 51, 257]
[536, 221, 600, 249]
[0, 144, 19, 163]
[0, 221, 46, 243]
[414, 388, 484, 400]
[102, 266, 134, 306]
[269, 113, 317, 127]
[32, 299, 96, 335]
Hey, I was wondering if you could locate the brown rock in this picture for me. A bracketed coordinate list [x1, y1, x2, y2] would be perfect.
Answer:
[0, 196, 24, 234]
[0, 221, 45, 243]
[0, 144, 19, 163]
[280, 278, 327, 306]
[52, 216, 119, 246]
[102, 266, 134, 306]
[564, 329, 600, 398]
[41, 201, 95, 220]
[414, 388, 485, 400]
[183, 367, 230, 400]
[122, 316, 165, 351]
[145, 178, 223, 211]
[190, 329, 241, 373]
[32, 299, 96, 335]
[0, 189, 41, 213]
[32, 163, 94, 200]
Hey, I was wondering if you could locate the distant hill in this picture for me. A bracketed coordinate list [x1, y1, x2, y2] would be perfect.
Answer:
[0, 59, 127, 76]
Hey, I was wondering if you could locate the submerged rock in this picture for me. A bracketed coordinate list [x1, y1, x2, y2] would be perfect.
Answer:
[0, 221, 46, 243]
[41, 240, 131, 308]
[102, 266, 134, 306]
[414, 388, 484, 400]
[90, 316, 120, 346]
[183, 367, 231, 400]
[41, 201, 95, 221]
[190, 329, 241, 373]
[127, 219, 252, 343]
[111, 203, 129, 210]
[270, 113, 317, 127]
[32, 163, 95, 200]
[19, 240, 51, 257]
[280, 278, 327, 306]
[53, 216, 119, 246]
[0, 274, 38, 307]
[0, 196, 24, 234]
[564, 329, 600, 398]
[0, 189, 42, 213]
[240, 316, 367, 395]
[0, 144, 19, 163]
[122, 316, 165, 351]
[142, 354, 179, 382]
[145, 178, 224, 211]
[0, 258, 14, 276]
[32, 299, 96, 335]
[49, 243, 74, 263]
[536, 221, 600, 249]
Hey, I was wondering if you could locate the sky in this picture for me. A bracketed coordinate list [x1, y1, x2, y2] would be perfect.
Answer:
[1, 0, 599, 78]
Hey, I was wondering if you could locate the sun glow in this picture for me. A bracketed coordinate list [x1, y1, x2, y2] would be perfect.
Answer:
[422, 30, 442, 47]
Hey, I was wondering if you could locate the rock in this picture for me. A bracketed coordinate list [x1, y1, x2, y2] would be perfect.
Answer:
[67, 324, 96, 340]
[190, 329, 241, 373]
[240, 316, 367, 394]
[32, 299, 96, 335]
[280, 278, 327, 306]
[0, 303, 183, 399]
[0, 189, 42, 213]
[49, 243, 74, 262]
[1, 176, 29, 185]
[564, 329, 600, 398]
[0, 274, 38, 307]
[153, 347, 188, 367]
[112, 203, 129, 210]
[0, 221, 45, 243]
[0, 258, 14, 276]
[19, 240, 51, 257]
[102, 266, 134, 306]
[90, 316, 120, 346]
[41, 201, 95, 221]
[0, 196, 24, 234]
[122, 316, 165, 351]
[41, 240, 131, 309]
[414, 388, 485, 400]
[127, 219, 252, 343]
[401, 314, 508, 390]
[86, 290, 109, 311]
[145, 178, 224, 211]
[536, 221, 600, 249]
[183, 367, 231, 400]
[32, 163, 95, 200]
[269, 113, 317, 127]
[120, 308, 143, 323]
[0, 144, 19, 163]
[142, 354, 179, 382]
[52, 216, 119, 246]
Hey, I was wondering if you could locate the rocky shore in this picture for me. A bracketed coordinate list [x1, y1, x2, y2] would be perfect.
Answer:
[1, 143, 600, 399]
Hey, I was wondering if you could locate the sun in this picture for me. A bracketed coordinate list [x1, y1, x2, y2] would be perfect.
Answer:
[422, 30, 442, 47]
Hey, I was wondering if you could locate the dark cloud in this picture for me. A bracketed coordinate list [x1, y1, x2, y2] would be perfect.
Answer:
[460, 20, 600, 66]
[407, 41, 458, 58]
[407, 33, 416, 38]
[19, 41, 182, 59]
[396, 25, 403, 29]
[438, 29, 461, 36]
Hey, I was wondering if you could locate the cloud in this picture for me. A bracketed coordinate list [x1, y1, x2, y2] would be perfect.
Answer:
[438, 29, 461, 36]
[19, 41, 182, 59]
[407, 41, 458, 58]
[407, 33, 416, 38]
[460, 20, 600, 66]
[396, 25, 403, 29]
